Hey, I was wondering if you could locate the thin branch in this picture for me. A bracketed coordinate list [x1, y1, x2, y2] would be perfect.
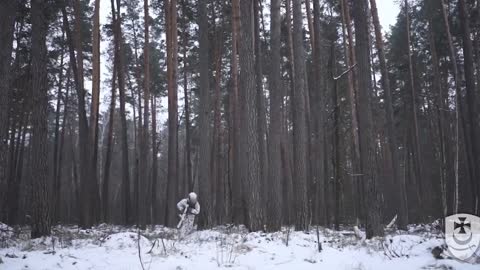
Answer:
[333, 63, 357, 81]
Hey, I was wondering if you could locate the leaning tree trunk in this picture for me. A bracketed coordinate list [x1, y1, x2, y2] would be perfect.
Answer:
[30, 0, 51, 238]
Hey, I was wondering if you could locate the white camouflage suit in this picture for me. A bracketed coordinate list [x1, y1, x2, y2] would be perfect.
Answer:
[177, 198, 200, 237]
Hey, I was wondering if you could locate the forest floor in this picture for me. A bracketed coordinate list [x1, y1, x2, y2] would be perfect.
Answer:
[1, 222, 479, 270]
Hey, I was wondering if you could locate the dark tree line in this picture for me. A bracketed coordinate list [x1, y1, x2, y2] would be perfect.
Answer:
[0, 0, 478, 240]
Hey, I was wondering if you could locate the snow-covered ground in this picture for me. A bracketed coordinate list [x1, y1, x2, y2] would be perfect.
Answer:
[1, 222, 478, 270]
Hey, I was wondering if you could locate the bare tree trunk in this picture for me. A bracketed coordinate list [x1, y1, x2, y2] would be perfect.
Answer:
[138, 0, 151, 229]
[57, 68, 71, 223]
[181, 0, 192, 193]
[292, 0, 309, 231]
[53, 31, 66, 223]
[230, 0, 243, 225]
[239, 0, 265, 231]
[254, 0, 268, 213]
[72, 0, 91, 228]
[405, 0, 424, 211]
[352, 0, 383, 238]
[458, 0, 479, 212]
[427, 20, 447, 217]
[151, 95, 158, 224]
[370, 0, 407, 228]
[88, 0, 101, 226]
[113, 0, 131, 224]
[312, 0, 326, 226]
[30, 0, 51, 238]
[440, 0, 461, 214]
[0, 1, 17, 214]
[340, 0, 362, 221]
[266, 0, 283, 231]
[165, 0, 179, 227]
[102, 59, 116, 223]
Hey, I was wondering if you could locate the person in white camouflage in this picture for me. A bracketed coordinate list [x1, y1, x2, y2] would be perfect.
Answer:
[177, 192, 200, 237]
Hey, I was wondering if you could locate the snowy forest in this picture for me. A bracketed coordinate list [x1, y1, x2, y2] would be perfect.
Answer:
[1, 0, 480, 269]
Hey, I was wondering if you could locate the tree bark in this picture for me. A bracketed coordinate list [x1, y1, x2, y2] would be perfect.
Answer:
[352, 0, 383, 238]
[30, 0, 51, 238]
[458, 0, 479, 211]
[239, 0, 265, 231]
[266, 0, 283, 231]
[165, 0, 179, 227]
[138, 0, 151, 229]
[88, 0, 101, 226]
[291, 0, 309, 231]
[0, 0, 17, 199]
[230, 0, 243, 225]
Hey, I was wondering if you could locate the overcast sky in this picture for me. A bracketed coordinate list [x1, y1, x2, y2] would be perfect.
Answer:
[377, 1, 400, 32]
[97, 1, 401, 123]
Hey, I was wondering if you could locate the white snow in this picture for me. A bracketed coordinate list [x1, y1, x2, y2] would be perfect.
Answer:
[0, 223, 479, 270]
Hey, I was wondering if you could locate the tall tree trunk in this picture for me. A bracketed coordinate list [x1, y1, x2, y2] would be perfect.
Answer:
[440, 0, 461, 214]
[53, 31, 66, 223]
[30, 0, 51, 238]
[0, 0, 17, 205]
[112, 0, 131, 224]
[340, 0, 362, 221]
[72, 0, 92, 228]
[427, 19, 447, 217]
[352, 0, 383, 238]
[102, 60, 117, 223]
[405, 0, 424, 211]
[330, 43, 341, 231]
[88, 0, 101, 226]
[291, 0, 309, 231]
[370, 0, 407, 229]
[151, 96, 158, 224]
[266, 0, 283, 231]
[254, 0, 268, 212]
[211, 17, 224, 224]
[230, 0, 243, 225]
[57, 68, 71, 223]
[239, 0, 265, 231]
[312, 0, 326, 226]
[165, 0, 179, 227]
[181, 0, 192, 193]
[138, 0, 151, 229]
[459, 0, 479, 212]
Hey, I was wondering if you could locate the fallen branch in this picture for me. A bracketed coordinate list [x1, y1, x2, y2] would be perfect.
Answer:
[386, 215, 397, 230]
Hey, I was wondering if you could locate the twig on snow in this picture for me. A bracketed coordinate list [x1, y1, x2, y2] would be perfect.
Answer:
[137, 229, 145, 270]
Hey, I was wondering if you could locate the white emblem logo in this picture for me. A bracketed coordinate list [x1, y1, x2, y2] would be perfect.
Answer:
[445, 213, 480, 261]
